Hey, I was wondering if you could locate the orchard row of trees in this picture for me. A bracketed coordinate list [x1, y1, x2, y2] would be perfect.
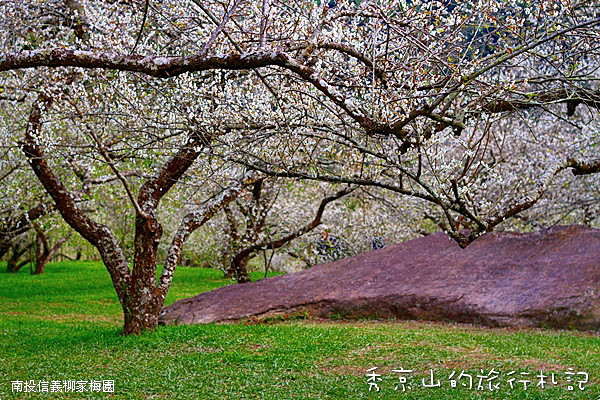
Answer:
[0, 0, 598, 334]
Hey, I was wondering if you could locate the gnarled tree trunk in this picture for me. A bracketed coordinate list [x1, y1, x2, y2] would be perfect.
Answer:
[5, 238, 33, 273]
[121, 285, 165, 335]
[32, 223, 70, 275]
[22, 96, 261, 334]
[223, 185, 355, 283]
[229, 252, 252, 284]
[0, 202, 55, 264]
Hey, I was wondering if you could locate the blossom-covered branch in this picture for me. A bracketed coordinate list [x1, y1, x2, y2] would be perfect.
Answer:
[160, 171, 264, 293]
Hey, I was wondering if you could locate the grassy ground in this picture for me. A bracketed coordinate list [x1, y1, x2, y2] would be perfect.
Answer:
[0, 261, 598, 399]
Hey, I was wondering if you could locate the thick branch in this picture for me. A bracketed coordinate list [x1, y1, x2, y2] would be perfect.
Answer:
[0, 202, 55, 237]
[482, 88, 600, 114]
[20, 98, 130, 295]
[240, 186, 355, 256]
[0, 49, 381, 133]
[0, 49, 293, 78]
[159, 171, 263, 294]
[137, 136, 205, 215]
[567, 158, 600, 175]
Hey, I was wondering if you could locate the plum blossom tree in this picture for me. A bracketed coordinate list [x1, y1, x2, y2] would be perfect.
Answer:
[220, 177, 354, 282]
[0, 140, 57, 268]
[0, 0, 598, 334]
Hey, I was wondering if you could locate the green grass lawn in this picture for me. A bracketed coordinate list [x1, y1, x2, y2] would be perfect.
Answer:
[0, 261, 598, 399]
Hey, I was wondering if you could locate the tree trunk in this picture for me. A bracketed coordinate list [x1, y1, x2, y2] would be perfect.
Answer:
[223, 265, 234, 279]
[5, 240, 33, 273]
[33, 232, 47, 275]
[224, 253, 252, 283]
[0, 240, 9, 260]
[32, 227, 69, 275]
[34, 259, 48, 275]
[0, 203, 56, 263]
[5, 258, 16, 273]
[231, 252, 252, 283]
[117, 214, 166, 334]
[121, 288, 164, 335]
[6, 257, 30, 273]
[23, 97, 258, 335]
[222, 186, 355, 281]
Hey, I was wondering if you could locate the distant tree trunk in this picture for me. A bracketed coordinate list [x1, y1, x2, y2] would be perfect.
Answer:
[32, 225, 70, 275]
[0, 202, 55, 262]
[222, 206, 240, 280]
[223, 265, 234, 279]
[7, 258, 31, 273]
[5, 239, 33, 273]
[230, 251, 252, 283]
[56, 249, 83, 261]
[224, 186, 355, 283]
[0, 241, 9, 260]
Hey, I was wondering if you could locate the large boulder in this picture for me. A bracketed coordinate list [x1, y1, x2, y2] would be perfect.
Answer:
[159, 225, 600, 330]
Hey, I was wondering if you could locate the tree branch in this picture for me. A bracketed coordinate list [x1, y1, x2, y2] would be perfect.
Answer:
[241, 185, 355, 255]
[130, 0, 150, 53]
[0, 49, 382, 133]
[0, 49, 292, 78]
[566, 158, 600, 176]
[482, 88, 600, 114]
[199, 0, 242, 55]
[71, 101, 150, 219]
[158, 171, 263, 294]
[20, 97, 131, 296]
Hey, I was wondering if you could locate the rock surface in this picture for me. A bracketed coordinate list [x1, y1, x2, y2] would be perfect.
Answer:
[159, 225, 600, 330]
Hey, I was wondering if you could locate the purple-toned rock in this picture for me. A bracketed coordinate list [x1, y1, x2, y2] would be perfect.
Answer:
[159, 225, 600, 330]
